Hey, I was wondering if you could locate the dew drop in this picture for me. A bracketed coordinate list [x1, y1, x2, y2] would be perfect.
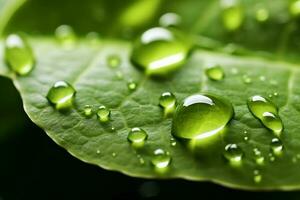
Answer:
[127, 80, 137, 91]
[253, 148, 264, 166]
[131, 27, 190, 76]
[247, 95, 283, 136]
[151, 149, 171, 169]
[84, 105, 93, 117]
[97, 105, 111, 123]
[46, 81, 76, 111]
[290, 0, 300, 17]
[127, 127, 148, 145]
[270, 138, 283, 156]
[159, 92, 176, 116]
[253, 170, 262, 183]
[221, 0, 244, 31]
[243, 75, 252, 84]
[112, 152, 117, 157]
[224, 144, 243, 165]
[172, 94, 234, 140]
[205, 65, 225, 81]
[107, 55, 121, 68]
[55, 25, 76, 45]
[255, 8, 269, 22]
[137, 155, 145, 165]
[244, 136, 249, 141]
[170, 138, 177, 147]
[4, 34, 35, 76]
[96, 150, 101, 154]
[159, 13, 181, 27]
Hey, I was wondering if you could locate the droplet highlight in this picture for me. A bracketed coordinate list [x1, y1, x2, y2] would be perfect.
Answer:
[205, 65, 225, 81]
[97, 105, 111, 123]
[151, 149, 171, 169]
[224, 144, 243, 166]
[270, 138, 283, 156]
[159, 92, 176, 116]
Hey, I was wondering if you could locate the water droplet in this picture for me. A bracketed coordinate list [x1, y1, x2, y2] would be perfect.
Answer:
[84, 105, 93, 117]
[259, 76, 266, 81]
[253, 170, 262, 183]
[170, 138, 177, 147]
[205, 65, 225, 81]
[244, 136, 249, 141]
[97, 105, 111, 123]
[253, 148, 264, 166]
[107, 55, 121, 68]
[46, 81, 76, 111]
[137, 155, 145, 165]
[243, 75, 252, 84]
[159, 13, 181, 27]
[159, 92, 176, 116]
[247, 95, 283, 136]
[255, 8, 269, 22]
[127, 127, 148, 145]
[112, 152, 117, 157]
[273, 92, 278, 97]
[4, 34, 35, 76]
[172, 94, 234, 140]
[221, 0, 244, 31]
[270, 138, 283, 156]
[224, 144, 243, 165]
[290, 0, 300, 17]
[127, 80, 137, 91]
[55, 25, 76, 46]
[151, 149, 171, 169]
[131, 27, 190, 76]
[96, 150, 101, 154]
[269, 153, 275, 162]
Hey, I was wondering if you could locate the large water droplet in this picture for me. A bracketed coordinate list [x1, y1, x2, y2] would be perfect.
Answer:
[159, 92, 176, 117]
[55, 25, 76, 46]
[4, 34, 35, 76]
[221, 0, 244, 31]
[205, 65, 225, 81]
[224, 144, 243, 166]
[270, 138, 283, 156]
[172, 94, 234, 140]
[159, 13, 181, 27]
[247, 95, 283, 136]
[151, 149, 171, 169]
[127, 127, 148, 146]
[131, 27, 190, 76]
[97, 105, 111, 123]
[46, 81, 76, 111]
[290, 0, 300, 17]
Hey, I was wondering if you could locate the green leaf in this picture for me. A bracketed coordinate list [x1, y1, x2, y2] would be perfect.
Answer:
[2, 0, 300, 191]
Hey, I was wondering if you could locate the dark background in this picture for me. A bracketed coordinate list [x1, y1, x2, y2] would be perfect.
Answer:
[0, 78, 300, 200]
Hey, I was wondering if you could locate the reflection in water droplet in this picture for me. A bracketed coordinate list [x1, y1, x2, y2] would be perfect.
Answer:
[205, 65, 225, 81]
[131, 27, 190, 76]
[224, 144, 243, 166]
[151, 149, 171, 169]
[159, 13, 181, 27]
[97, 106, 111, 123]
[221, 0, 244, 31]
[55, 25, 76, 46]
[270, 138, 283, 156]
[247, 95, 283, 136]
[172, 94, 234, 140]
[159, 92, 176, 117]
[4, 34, 35, 76]
[47, 81, 76, 111]
[107, 55, 121, 68]
[127, 127, 148, 146]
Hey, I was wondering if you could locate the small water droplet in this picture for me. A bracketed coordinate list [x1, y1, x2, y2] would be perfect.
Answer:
[107, 55, 121, 68]
[137, 155, 145, 165]
[4, 34, 35, 76]
[253, 170, 262, 183]
[255, 8, 269, 22]
[270, 138, 283, 156]
[159, 13, 181, 27]
[221, 0, 244, 31]
[170, 138, 177, 147]
[159, 92, 176, 116]
[84, 105, 93, 117]
[247, 95, 283, 136]
[112, 152, 117, 157]
[253, 148, 264, 166]
[269, 153, 275, 162]
[131, 27, 191, 76]
[243, 75, 252, 84]
[244, 136, 249, 141]
[127, 80, 137, 91]
[273, 92, 278, 97]
[96, 150, 101, 154]
[55, 25, 76, 46]
[151, 149, 171, 169]
[172, 94, 234, 140]
[205, 65, 225, 81]
[127, 127, 148, 145]
[259, 76, 266, 81]
[290, 0, 300, 17]
[46, 81, 76, 111]
[224, 144, 243, 166]
[97, 105, 111, 123]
